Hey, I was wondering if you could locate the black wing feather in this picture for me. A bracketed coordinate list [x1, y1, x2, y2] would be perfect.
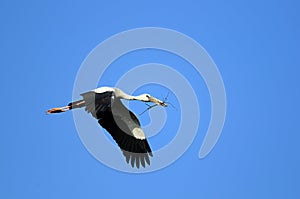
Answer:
[81, 91, 114, 118]
[81, 91, 152, 168]
[97, 108, 152, 168]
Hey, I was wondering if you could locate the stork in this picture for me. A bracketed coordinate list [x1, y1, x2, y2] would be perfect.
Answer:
[47, 87, 167, 168]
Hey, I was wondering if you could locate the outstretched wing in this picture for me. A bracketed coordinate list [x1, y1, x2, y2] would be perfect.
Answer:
[81, 91, 153, 168]
[80, 91, 113, 118]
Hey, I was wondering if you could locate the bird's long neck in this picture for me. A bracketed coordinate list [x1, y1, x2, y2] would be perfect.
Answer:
[131, 95, 145, 101]
[115, 88, 137, 100]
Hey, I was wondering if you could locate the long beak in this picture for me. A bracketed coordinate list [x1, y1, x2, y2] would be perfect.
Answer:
[149, 97, 168, 107]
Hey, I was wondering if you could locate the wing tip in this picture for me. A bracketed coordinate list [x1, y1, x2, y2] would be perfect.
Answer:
[122, 150, 152, 168]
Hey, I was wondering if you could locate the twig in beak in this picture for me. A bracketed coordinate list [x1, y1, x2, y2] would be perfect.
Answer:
[139, 93, 170, 115]
[161, 92, 177, 111]
[139, 103, 159, 116]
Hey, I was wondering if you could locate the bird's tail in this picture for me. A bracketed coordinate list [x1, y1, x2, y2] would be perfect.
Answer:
[46, 100, 85, 114]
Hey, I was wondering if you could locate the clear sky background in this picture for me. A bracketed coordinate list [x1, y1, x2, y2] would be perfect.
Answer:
[1, 0, 299, 198]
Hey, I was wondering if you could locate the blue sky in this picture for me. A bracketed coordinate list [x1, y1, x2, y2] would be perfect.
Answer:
[1, 0, 299, 198]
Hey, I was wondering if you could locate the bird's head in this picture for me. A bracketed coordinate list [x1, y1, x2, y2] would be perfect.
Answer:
[137, 94, 168, 107]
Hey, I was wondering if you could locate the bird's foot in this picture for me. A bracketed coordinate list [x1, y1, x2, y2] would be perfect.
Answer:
[46, 106, 69, 114]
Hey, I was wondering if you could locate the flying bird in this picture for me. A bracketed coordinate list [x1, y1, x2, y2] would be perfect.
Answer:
[47, 87, 167, 168]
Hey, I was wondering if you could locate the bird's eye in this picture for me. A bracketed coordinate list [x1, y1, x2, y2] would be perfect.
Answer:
[146, 95, 150, 98]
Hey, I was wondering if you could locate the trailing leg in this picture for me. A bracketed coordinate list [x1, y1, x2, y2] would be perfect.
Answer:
[46, 100, 85, 114]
